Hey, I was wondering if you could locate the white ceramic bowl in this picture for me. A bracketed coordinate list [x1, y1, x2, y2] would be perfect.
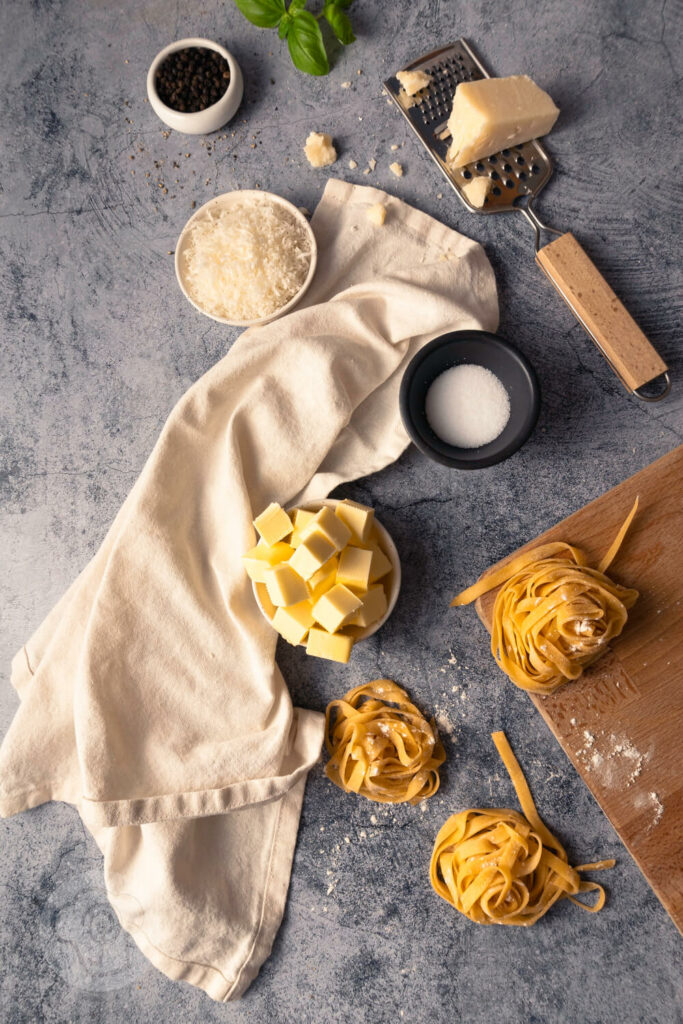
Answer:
[252, 499, 402, 645]
[175, 190, 318, 327]
[146, 38, 243, 135]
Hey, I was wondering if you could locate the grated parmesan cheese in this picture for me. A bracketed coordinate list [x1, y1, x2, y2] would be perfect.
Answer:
[182, 199, 312, 322]
[389, 162, 404, 177]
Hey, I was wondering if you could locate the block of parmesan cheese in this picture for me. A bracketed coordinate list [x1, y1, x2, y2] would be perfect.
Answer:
[446, 75, 559, 168]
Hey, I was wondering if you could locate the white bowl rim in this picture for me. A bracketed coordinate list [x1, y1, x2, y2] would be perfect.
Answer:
[252, 498, 402, 645]
[146, 37, 241, 120]
[174, 190, 318, 327]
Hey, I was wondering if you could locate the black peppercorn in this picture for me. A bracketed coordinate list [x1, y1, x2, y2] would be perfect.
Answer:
[155, 47, 230, 114]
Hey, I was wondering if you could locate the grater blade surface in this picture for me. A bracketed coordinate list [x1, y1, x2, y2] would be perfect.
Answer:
[383, 40, 553, 215]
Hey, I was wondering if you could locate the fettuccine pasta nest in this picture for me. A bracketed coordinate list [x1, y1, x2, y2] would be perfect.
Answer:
[325, 680, 446, 805]
[451, 500, 639, 695]
[430, 731, 614, 925]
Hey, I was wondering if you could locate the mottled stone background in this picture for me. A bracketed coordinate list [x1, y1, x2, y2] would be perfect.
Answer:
[1, 0, 681, 1021]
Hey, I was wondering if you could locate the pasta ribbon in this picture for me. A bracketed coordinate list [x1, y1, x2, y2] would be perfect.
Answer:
[451, 499, 639, 695]
[430, 731, 615, 926]
[325, 680, 446, 805]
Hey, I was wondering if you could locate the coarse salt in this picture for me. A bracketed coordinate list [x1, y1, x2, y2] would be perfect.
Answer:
[425, 364, 511, 448]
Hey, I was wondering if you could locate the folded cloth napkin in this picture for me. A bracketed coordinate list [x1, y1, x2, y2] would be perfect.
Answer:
[0, 179, 498, 1000]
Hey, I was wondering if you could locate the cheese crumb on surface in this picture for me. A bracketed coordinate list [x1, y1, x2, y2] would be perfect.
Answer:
[348, 159, 358, 169]
[341, 81, 352, 89]
[368, 158, 376, 171]
[396, 69, 432, 96]
[367, 203, 386, 227]
[389, 162, 404, 177]
[304, 131, 337, 168]
[390, 144, 399, 151]
[182, 199, 312, 322]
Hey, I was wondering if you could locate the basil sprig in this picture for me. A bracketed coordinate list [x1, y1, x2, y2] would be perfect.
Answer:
[233, 0, 356, 76]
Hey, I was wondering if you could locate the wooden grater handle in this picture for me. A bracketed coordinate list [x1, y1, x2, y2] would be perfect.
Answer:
[535, 232, 668, 395]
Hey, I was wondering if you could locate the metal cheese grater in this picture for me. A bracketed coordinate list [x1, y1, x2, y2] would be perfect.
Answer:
[384, 40, 670, 401]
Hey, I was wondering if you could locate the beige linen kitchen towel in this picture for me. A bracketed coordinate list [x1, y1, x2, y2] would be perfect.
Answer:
[0, 179, 498, 1000]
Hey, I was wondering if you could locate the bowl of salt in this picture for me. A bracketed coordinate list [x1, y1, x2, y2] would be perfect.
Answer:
[399, 330, 540, 469]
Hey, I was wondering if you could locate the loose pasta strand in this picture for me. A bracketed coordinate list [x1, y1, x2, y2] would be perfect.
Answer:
[429, 731, 614, 926]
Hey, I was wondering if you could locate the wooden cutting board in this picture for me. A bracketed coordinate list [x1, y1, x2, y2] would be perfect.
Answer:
[474, 445, 683, 933]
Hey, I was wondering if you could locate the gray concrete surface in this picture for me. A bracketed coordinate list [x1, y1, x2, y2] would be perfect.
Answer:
[1, 0, 682, 1021]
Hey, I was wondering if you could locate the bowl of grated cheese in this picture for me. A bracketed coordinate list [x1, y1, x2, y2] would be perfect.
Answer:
[175, 190, 317, 326]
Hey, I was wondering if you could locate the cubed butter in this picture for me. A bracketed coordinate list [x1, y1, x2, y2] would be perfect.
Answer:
[368, 543, 392, 582]
[264, 563, 308, 607]
[291, 509, 316, 547]
[337, 546, 373, 591]
[312, 584, 362, 633]
[446, 75, 559, 168]
[255, 582, 278, 621]
[242, 541, 294, 583]
[294, 509, 315, 530]
[289, 531, 337, 580]
[306, 627, 354, 664]
[253, 503, 292, 546]
[273, 600, 315, 646]
[300, 506, 352, 551]
[348, 584, 388, 628]
[307, 556, 339, 602]
[335, 499, 375, 544]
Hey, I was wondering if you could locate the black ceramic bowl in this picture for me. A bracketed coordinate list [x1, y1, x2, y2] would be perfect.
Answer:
[399, 330, 540, 469]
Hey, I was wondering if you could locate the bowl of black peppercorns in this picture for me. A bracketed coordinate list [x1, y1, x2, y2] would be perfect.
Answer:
[147, 37, 243, 135]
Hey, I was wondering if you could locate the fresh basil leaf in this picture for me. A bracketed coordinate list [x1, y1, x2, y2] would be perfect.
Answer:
[323, 3, 355, 44]
[233, 0, 286, 28]
[289, 0, 307, 10]
[329, 0, 354, 9]
[278, 12, 291, 37]
[287, 10, 329, 75]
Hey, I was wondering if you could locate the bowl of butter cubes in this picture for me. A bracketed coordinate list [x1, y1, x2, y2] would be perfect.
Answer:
[243, 498, 401, 664]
